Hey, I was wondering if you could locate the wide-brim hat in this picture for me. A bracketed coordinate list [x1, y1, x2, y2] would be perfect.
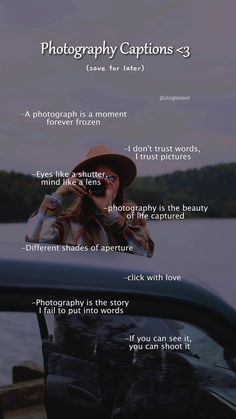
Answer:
[71, 145, 137, 187]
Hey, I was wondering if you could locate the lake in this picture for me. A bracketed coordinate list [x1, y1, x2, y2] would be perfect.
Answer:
[0, 220, 235, 384]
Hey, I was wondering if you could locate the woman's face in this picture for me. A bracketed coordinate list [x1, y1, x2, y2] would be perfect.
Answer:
[95, 164, 120, 199]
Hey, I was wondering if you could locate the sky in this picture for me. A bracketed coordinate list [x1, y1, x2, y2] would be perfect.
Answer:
[0, 0, 235, 177]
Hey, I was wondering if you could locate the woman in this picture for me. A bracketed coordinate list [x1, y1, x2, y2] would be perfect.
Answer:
[26, 145, 155, 418]
[26, 145, 154, 257]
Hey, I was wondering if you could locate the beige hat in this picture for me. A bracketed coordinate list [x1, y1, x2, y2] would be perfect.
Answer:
[71, 145, 137, 187]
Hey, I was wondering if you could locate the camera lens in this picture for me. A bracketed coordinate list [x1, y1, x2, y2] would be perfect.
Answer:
[84, 177, 106, 197]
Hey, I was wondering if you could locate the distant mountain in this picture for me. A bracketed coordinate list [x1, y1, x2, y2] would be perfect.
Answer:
[0, 162, 235, 222]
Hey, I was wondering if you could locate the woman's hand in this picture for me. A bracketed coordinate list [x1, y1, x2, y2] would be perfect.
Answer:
[55, 177, 88, 198]
[89, 178, 116, 214]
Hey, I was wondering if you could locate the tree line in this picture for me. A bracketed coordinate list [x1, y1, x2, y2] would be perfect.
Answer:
[0, 162, 235, 222]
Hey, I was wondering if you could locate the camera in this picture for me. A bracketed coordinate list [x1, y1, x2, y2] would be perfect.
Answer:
[84, 177, 106, 197]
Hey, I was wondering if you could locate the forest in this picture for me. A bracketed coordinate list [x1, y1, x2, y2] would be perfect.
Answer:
[0, 162, 235, 222]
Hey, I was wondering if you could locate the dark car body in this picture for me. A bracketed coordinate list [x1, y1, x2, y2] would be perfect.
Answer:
[0, 245, 236, 418]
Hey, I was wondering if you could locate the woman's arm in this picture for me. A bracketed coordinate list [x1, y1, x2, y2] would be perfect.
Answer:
[26, 177, 88, 243]
[25, 193, 64, 243]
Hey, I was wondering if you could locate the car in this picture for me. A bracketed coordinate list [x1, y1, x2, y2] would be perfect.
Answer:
[0, 244, 236, 418]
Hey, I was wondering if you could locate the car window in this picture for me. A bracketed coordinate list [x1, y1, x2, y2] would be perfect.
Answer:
[181, 321, 228, 368]
[0, 311, 236, 418]
[50, 313, 233, 371]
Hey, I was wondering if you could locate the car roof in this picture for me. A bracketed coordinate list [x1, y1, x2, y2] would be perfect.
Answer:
[0, 242, 236, 329]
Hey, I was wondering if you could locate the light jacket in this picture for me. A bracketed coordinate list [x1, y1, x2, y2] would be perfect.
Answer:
[26, 194, 154, 257]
